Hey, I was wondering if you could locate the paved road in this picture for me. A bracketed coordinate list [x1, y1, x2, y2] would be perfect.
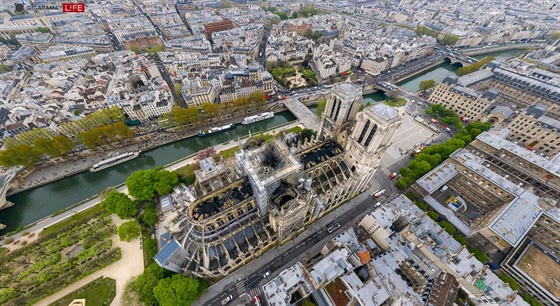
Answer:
[198, 178, 387, 306]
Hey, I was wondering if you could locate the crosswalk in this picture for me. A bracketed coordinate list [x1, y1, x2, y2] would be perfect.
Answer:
[235, 282, 262, 300]
[249, 288, 261, 298]
[235, 281, 245, 294]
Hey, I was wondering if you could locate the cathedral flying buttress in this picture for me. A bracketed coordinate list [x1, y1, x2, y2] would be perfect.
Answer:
[155, 82, 402, 279]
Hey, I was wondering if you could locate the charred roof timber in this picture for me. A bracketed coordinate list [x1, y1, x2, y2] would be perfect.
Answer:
[261, 143, 285, 170]
[299, 140, 343, 169]
[191, 181, 253, 220]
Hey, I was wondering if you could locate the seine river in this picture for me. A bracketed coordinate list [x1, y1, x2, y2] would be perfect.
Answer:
[0, 48, 526, 235]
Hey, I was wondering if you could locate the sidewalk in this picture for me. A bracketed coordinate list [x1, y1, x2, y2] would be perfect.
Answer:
[193, 185, 377, 306]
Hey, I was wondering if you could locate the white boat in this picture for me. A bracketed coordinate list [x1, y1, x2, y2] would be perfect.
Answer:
[198, 123, 236, 137]
[242, 112, 275, 125]
[90, 151, 141, 172]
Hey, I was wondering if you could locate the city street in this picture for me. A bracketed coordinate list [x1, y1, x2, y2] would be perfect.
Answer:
[198, 179, 387, 306]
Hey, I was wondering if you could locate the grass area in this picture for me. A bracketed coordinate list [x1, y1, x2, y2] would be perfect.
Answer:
[141, 227, 157, 267]
[49, 277, 116, 306]
[0, 207, 121, 305]
[385, 98, 407, 107]
[174, 163, 195, 185]
[220, 146, 240, 159]
[40, 204, 105, 238]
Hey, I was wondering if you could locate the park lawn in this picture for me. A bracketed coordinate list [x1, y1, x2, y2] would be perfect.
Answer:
[385, 98, 407, 107]
[49, 277, 116, 306]
[174, 163, 194, 180]
[220, 146, 240, 159]
[40, 203, 105, 238]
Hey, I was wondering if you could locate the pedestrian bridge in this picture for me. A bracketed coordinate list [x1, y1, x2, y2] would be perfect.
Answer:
[283, 98, 321, 131]
[0, 168, 20, 229]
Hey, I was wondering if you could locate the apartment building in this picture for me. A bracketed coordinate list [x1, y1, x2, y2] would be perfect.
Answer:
[506, 104, 560, 157]
[429, 75, 499, 121]
[181, 77, 217, 107]
[412, 128, 560, 257]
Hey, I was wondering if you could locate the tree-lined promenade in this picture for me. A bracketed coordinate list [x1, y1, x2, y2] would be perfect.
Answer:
[0, 92, 268, 170]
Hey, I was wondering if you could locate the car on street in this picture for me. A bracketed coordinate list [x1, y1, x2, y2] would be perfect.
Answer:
[222, 295, 233, 305]
[372, 190, 385, 198]
[263, 271, 271, 278]
[389, 172, 398, 179]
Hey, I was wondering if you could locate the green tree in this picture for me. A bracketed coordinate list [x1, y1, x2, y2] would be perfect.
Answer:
[174, 83, 183, 99]
[153, 274, 200, 306]
[302, 300, 317, 306]
[311, 32, 322, 41]
[0, 144, 42, 167]
[0, 64, 11, 74]
[316, 98, 326, 117]
[35, 27, 52, 34]
[136, 264, 168, 305]
[419, 79, 436, 91]
[249, 91, 266, 109]
[171, 106, 190, 125]
[186, 106, 200, 124]
[300, 128, 316, 141]
[126, 169, 179, 201]
[439, 33, 459, 45]
[153, 170, 179, 196]
[103, 191, 137, 219]
[202, 102, 219, 118]
[113, 121, 133, 140]
[291, 12, 298, 19]
[130, 45, 141, 54]
[456, 57, 495, 76]
[147, 45, 166, 57]
[118, 220, 140, 242]
[276, 11, 288, 20]
[142, 203, 158, 227]
[126, 170, 157, 201]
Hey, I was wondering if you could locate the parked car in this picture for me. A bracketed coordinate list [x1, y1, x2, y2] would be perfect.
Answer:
[263, 271, 271, 278]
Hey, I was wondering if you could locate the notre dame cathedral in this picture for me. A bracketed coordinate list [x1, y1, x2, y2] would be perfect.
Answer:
[155, 82, 402, 278]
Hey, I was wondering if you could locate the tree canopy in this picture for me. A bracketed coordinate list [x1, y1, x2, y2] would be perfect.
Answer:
[419, 79, 436, 91]
[142, 202, 158, 227]
[0, 64, 11, 74]
[0, 144, 41, 167]
[126, 169, 179, 201]
[439, 33, 460, 45]
[135, 264, 168, 305]
[118, 220, 140, 242]
[102, 191, 138, 219]
[425, 104, 463, 129]
[456, 56, 495, 76]
[315, 99, 326, 117]
[153, 274, 200, 306]
[396, 120, 492, 189]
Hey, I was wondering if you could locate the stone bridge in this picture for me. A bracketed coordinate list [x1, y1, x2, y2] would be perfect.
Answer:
[282, 98, 321, 131]
[462, 42, 546, 56]
[0, 168, 20, 230]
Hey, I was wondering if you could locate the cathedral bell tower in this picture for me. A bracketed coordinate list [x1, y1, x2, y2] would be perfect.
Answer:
[345, 103, 402, 192]
[318, 81, 363, 146]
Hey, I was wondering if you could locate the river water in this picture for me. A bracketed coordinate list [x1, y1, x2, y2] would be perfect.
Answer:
[0, 111, 296, 234]
[0, 49, 527, 235]
[397, 48, 526, 92]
